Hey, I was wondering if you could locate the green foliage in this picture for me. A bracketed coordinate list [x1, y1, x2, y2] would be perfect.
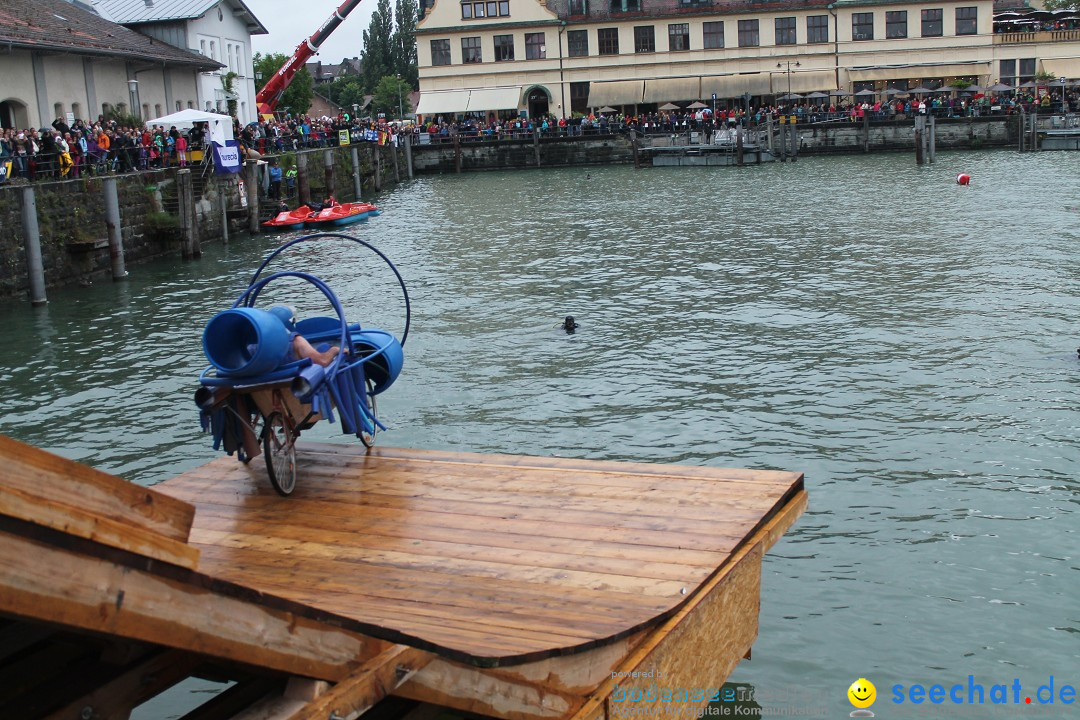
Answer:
[360, 0, 395, 92]
[105, 107, 143, 128]
[393, 0, 419, 88]
[1043, 0, 1078, 10]
[323, 76, 369, 111]
[372, 75, 412, 118]
[1033, 70, 1060, 85]
[223, 71, 239, 118]
[254, 52, 314, 116]
[144, 211, 180, 242]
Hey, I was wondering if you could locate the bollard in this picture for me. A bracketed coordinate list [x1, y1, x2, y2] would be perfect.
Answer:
[914, 116, 925, 165]
[219, 177, 229, 244]
[20, 186, 47, 306]
[391, 139, 400, 182]
[778, 117, 787, 162]
[103, 177, 127, 280]
[296, 152, 310, 206]
[736, 128, 744, 166]
[453, 134, 462, 173]
[928, 114, 936, 163]
[862, 113, 870, 153]
[789, 116, 798, 162]
[246, 160, 260, 234]
[351, 146, 362, 198]
[375, 145, 383, 191]
[324, 150, 334, 197]
[177, 168, 201, 259]
[533, 129, 541, 167]
[403, 134, 414, 179]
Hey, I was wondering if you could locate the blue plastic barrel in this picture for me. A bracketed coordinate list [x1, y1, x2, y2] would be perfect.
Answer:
[351, 328, 404, 394]
[203, 307, 292, 377]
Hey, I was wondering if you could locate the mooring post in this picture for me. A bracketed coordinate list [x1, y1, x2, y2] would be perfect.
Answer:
[219, 177, 229, 244]
[351, 146, 363, 199]
[736, 128, 744, 166]
[20, 186, 47, 306]
[1031, 112, 1040, 151]
[375, 145, 383, 191]
[177, 168, 201, 259]
[914, 116, 925, 165]
[533, 128, 542, 168]
[391, 139, 401, 182]
[631, 131, 640, 169]
[296, 152, 310, 206]
[862, 113, 870, 153]
[403, 133, 414, 179]
[102, 177, 127, 280]
[789, 115, 798, 162]
[245, 160, 260, 234]
[766, 116, 774, 155]
[778, 117, 787, 162]
[323, 150, 334, 197]
[453, 133, 461, 173]
[1019, 109, 1026, 152]
[928, 114, 936, 163]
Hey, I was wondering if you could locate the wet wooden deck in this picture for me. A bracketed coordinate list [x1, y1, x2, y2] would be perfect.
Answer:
[157, 442, 804, 666]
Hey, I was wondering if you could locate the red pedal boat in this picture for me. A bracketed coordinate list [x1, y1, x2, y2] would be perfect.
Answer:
[306, 202, 381, 228]
[262, 205, 315, 230]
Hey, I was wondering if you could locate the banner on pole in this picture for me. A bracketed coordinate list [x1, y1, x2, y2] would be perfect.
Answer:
[212, 140, 242, 174]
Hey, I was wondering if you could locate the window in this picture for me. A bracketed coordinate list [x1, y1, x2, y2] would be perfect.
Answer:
[462, 36, 482, 63]
[886, 11, 907, 38]
[53, 102, 64, 118]
[921, 9, 942, 37]
[210, 41, 216, 60]
[1019, 57, 1035, 84]
[569, 0, 587, 13]
[487, 1, 497, 16]
[525, 32, 546, 59]
[610, 0, 639, 11]
[498, 0, 509, 14]
[668, 23, 689, 50]
[200, 39, 206, 56]
[461, 2, 472, 17]
[474, 3, 484, 17]
[570, 81, 589, 113]
[568, 29, 589, 56]
[494, 34, 514, 61]
[177, 100, 182, 111]
[956, 7, 977, 35]
[71, 102, 81, 119]
[431, 39, 451, 65]
[188, 100, 195, 109]
[775, 17, 796, 45]
[598, 27, 620, 55]
[737, 19, 759, 47]
[634, 26, 655, 53]
[703, 21, 724, 49]
[999, 59, 1016, 86]
[807, 15, 828, 43]
[154, 103, 162, 116]
[852, 13, 873, 40]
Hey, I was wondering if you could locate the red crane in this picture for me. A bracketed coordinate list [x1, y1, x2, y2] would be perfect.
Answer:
[255, 0, 366, 117]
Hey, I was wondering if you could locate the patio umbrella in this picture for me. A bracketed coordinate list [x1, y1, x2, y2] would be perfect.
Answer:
[598, 106, 618, 113]
[778, 93, 804, 101]
[964, 84, 985, 92]
[854, 89, 877, 97]
[908, 86, 933, 94]
[658, 102, 680, 111]
[832, 89, 853, 96]
[1019, 80, 1039, 88]
[986, 83, 1013, 92]
[883, 87, 906, 96]
[805, 91, 830, 99]
[687, 101, 709, 109]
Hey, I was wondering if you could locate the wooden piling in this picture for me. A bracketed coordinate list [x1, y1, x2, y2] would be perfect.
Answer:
[219, 177, 229, 244]
[789, 116, 798, 162]
[914, 116, 925, 165]
[324, 150, 335, 198]
[297, 152, 310, 206]
[19, 186, 46, 306]
[862, 113, 870, 153]
[103, 177, 128, 280]
[177, 168, 201, 259]
[245, 160, 260, 235]
[351, 146, 363, 199]
[392, 140, 401, 182]
[453, 133, 462, 173]
[403, 134, 414, 179]
[736, 128, 744, 166]
[928, 114, 936, 163]
[374, 145, 383, 191]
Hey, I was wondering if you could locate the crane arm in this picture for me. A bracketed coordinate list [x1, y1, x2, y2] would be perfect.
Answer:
[255, 0, 366, 117]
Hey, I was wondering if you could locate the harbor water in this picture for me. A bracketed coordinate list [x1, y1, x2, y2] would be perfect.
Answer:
[1, 151, 1078, 718]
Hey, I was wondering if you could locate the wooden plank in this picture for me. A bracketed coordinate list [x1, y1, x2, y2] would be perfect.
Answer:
[0, 529, 386, 681]
[0, 434, 195, 544]
[0, 482, 200, 569]
[569, 490, 808, 720]
[42, 650, 202, 720]
[176, 677, 285, 720]
[285, 645, 432, 720]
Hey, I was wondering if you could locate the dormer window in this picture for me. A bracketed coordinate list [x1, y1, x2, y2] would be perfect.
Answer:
[461, 0, 509, 19]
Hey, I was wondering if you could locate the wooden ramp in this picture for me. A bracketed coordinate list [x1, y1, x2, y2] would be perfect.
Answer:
[0, 435, 805, 720]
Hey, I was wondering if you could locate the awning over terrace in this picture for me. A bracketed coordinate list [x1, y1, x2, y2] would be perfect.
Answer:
[588, 80, 645, 107]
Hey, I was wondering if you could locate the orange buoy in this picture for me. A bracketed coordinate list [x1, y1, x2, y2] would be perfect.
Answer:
[956, 173, 971, 185]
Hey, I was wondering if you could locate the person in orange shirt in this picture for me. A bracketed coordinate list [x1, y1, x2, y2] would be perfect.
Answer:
[96, 127, 110, 151]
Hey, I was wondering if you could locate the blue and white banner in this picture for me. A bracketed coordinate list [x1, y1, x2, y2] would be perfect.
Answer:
[212, 140, 242, 174]
[364, 129, 379, 142]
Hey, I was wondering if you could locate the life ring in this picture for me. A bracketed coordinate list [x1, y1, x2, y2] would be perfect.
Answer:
[956, 173, 971, 186]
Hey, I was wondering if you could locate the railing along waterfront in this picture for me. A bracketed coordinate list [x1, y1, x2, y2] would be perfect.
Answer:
[994, 28, 1080, 44]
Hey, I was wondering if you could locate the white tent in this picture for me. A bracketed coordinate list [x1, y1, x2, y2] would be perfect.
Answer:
[145, 108, 234, 147]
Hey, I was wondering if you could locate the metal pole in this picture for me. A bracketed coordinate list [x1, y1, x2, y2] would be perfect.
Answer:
[103, 177, 128, 280]
[928, 114, 936, 163]
[245, 160, 260, 233]
[220, 177, 229, 244]
[20, 186, 47, 306]
[403, 132, 414, 179]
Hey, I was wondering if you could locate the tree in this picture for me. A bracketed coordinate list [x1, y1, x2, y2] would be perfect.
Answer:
[253, 51, 315, 116]
[1043, 0, 1079, 10]
[372, 75, 412, 118]
[360, 0, 395, 93]
[393, 0, 419, 88]
[324, 76, 369, 115]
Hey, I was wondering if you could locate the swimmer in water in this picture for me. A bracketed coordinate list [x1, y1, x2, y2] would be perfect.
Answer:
[562, 315, 579, 333]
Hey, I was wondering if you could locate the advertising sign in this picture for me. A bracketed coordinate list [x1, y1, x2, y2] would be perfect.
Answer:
[212, 140, 242, 174]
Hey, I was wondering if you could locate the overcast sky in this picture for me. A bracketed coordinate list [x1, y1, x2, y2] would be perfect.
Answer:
[249, 0, 377, 67]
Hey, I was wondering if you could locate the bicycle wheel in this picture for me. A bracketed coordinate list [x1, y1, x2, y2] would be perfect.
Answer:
[262, 412, 297, 496]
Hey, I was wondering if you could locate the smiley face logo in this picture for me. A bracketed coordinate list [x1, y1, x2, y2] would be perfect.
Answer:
[848, 678, 876, 709]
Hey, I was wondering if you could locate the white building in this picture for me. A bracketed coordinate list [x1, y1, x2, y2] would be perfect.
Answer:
[92, 0, 268, 124]
[0, 0, 219, 130]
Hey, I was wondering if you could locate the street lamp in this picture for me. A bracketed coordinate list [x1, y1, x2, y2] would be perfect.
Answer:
[777, 60, 801, 103]
[395, 73, 403, 119]
[127, 79, 139, 119]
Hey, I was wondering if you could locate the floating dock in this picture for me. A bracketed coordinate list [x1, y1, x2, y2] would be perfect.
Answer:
[0, 435, 805, 720]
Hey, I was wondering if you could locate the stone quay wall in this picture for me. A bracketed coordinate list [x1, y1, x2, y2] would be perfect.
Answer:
[0, 142, 405, 301]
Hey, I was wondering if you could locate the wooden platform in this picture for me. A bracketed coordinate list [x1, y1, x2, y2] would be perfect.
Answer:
[156, 443, 802, 666]
[0, 435, 806, 720]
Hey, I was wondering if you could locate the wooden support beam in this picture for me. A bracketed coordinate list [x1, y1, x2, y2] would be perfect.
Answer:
[42, 650, 202, 720]
[285, 645, 432, 720]
[0, 435, 196, 548]
[0, 529, 387, 682]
